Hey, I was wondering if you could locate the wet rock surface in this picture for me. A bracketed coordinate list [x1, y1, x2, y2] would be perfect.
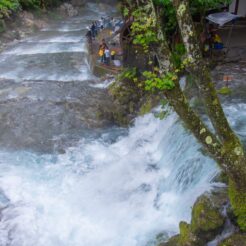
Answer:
[0, 3, 116, 153]
[160, 189, 228, 246]
[190, 194, 225, 241]
[212, 61, 246, 104]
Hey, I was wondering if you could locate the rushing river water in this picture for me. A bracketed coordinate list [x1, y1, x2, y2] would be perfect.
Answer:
[0, 2, 245, 246]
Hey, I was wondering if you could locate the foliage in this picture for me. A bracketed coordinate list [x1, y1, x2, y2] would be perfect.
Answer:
[154, 0, 177, 35]
[152, 0, 232, 36]
[0, 0, 19, 18]
[0, 0, 65, 18]
[118, 67, 137, 81]
[144, 71, 176, 91]
[217, 86, 232, 95]
[19, 0, 39, 9]
[171, 43, 186, 68]
[123, 6, 129, 17]
[190, 0, 232, 14]
[130, 8, 158, 52]
[156, 0, 232, 10]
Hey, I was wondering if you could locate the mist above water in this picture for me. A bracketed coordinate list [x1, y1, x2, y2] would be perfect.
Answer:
[0, 112, 219, 246]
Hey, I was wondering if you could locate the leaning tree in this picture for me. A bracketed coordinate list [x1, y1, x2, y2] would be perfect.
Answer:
[122, 0, 246, 230]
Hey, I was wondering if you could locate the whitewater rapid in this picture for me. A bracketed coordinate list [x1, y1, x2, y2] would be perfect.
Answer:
[0, 111, 219, 246]
[0, 2, 245, 246]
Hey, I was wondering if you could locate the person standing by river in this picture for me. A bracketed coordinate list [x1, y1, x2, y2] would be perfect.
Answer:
[91, 22, 97, 38]
[98, 39, 108, 63]
[105, 48, 110, 65]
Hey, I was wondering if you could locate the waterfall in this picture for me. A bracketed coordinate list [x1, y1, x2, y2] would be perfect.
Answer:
[0, 112, 220, 246]
[0, 2, 245, 246]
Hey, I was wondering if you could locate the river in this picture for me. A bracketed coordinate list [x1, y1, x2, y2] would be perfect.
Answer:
[0, 2, 245, 246]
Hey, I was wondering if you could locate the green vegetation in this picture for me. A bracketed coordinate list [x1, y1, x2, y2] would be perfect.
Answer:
[217, 86, 232, 95]
[228, 181, 246, 231]
[179, 221, 202, 246]
[191, 195, 225, 239]
[19, 0, 40, 9]
[144, 71, 176, 91]
[121, 0, 246, 236]
[159, 194, 226, 246]
[0, 0, 20, 18]
[0, 0, 65, 18]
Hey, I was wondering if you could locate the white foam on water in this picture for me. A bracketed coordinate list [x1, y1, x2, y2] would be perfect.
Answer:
[41, 27, 86, 32]
[2, 43, 87, 55]
[0, 112, 219, 246]
[223, 103, 246, 137]
[0, 68, 91, 82]
[24, 36, 84, 43]
[91, 78, 115, 88]
[0, 54, 92, 82]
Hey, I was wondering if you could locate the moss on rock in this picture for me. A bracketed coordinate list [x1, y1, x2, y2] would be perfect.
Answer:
[218, 233, 246, 246]
[228, 180, 246, 231]
[158, 235, 179, 246]
[160, 191, 227, 246]
[217, 86, 232, 95]
[212, 172, 229, 185]
[139, 97, 154, 115]
[179, 221, 204, 246]
[191, 195, 225, 241]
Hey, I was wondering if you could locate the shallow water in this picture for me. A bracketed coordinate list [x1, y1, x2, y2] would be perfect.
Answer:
[0, 2, 245, 246]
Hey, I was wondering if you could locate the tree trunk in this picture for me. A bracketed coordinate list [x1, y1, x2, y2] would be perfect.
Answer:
[172, 0, 234, 142]
[171, 0, 246, 191]
[124, 0, 246, 229]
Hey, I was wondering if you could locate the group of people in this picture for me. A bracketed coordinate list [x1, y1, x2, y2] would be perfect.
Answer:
[85, 16, 119, 66]
[98, 39, 116, 65]
[200, 23, 224, 55]
[85, 16, 118, 42]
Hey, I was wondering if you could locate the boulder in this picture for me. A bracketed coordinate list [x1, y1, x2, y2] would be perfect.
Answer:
[159, 235, 179, 246]
[179, 222, 205, 246]
[191, 194, 225, 241]
[159, 222, 204, 246]
[161, 191, 226, 246]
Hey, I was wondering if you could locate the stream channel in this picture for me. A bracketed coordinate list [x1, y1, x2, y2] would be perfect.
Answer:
[0, 2, 245, 246]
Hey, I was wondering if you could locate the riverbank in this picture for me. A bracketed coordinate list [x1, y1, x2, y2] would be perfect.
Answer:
[0, 2, 80, 52]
